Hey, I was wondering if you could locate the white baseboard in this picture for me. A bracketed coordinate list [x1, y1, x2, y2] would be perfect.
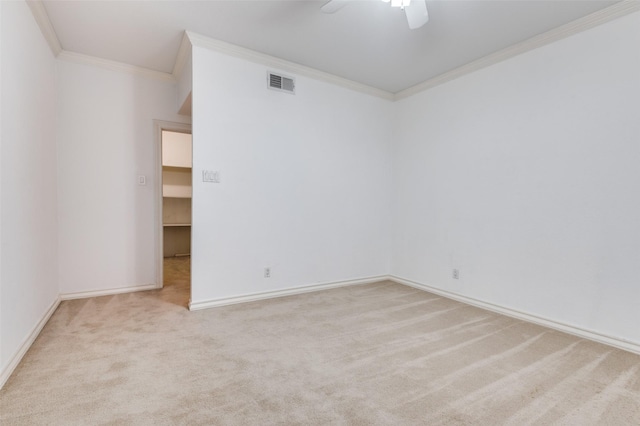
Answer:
[189, 275, 388, 311]
[60, 284, 157, 301]
[389, 275, 640, 356]
[0, 296, 61, 390]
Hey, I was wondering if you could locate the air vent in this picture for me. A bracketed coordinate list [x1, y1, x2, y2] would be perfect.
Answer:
[267, 72, 295, 94]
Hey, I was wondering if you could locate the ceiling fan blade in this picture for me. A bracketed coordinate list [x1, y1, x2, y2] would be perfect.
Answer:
[321, 0, 348, 14]
[404, 0, 429, 29]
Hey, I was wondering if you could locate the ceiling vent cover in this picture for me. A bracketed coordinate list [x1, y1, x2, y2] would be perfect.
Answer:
[268, 72, 295, 94]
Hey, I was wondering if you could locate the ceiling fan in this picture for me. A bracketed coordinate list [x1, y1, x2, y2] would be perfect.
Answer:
[321, 0, 429, 30]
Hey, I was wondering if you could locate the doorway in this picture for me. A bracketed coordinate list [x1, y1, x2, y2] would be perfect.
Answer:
[155, 121, 192, 307]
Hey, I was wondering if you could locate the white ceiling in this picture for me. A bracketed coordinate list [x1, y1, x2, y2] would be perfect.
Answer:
[42, 0, 618, 93]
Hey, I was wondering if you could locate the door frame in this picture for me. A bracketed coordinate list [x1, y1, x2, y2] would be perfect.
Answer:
[153, 120, 192, 289]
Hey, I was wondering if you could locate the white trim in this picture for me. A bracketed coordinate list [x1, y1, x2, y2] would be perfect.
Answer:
[389, 275, 640, 356]
[60, 284, 157, 301]
[189, 275, 388, 311]
[27, 0, 178, 83]
[153, 121, 193, 292]
[0, 296, 61, 390]
[27, 0, 638, 99]
[57, 51, 176, 83]
[186, 31, 394, 101]
[395, 1, 640, 100]
[26, 0, 62, 56]
[172, 32, 192, 80]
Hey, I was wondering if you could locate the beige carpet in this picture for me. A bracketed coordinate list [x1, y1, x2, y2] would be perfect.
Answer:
[1, 273, 639, 425]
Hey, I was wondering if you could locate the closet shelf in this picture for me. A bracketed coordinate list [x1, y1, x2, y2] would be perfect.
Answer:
[163, 223, 191, 227]
[162, 195, 192, 199]
[162, 165, 191, 172]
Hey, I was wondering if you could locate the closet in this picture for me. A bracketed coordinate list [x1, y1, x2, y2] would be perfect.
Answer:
[162, 131, 192, 257]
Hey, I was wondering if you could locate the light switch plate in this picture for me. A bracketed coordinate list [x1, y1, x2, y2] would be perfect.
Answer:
[203, 170, 220, 183]
[138, 175, 146, 185]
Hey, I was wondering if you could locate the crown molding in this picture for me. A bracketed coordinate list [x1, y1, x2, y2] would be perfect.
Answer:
[395, 1, 640, 101]
[186, 31, 395, 101]
[27, 0, 639, 101]
[27, 0, 176, 83]
[26, 0, 62, 56]
[58, 51, 176, 83]
[172, 32, 192, 80]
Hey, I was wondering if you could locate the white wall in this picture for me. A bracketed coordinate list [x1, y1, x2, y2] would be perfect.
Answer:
[392, 12, 640, 343]
[177, 51, 192, 115]
[57, 60, 190, 295]
[0, 0, 58, 375]
[190, 46, 393, 304]
[0, 0, 4, 371]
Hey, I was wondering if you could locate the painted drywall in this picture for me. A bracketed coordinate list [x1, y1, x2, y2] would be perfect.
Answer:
[0, 0, 58, 374]
[177, 50, 192, 115]
[56, 60, 190, 295]
[190, 46, 393, 304]
[0, 0, 3, 369]
[392, 11, 640, 343]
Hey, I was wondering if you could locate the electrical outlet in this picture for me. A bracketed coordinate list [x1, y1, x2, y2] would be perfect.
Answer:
[452, 269, 459, 280]
[264, 267, 271, 278]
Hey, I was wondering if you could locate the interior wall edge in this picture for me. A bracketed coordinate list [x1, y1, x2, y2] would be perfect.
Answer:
[172, 31, 192, 79]
[25, 0, 61, 56]
[0, 296, 61, 390]
[389, 275, 640, 356]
